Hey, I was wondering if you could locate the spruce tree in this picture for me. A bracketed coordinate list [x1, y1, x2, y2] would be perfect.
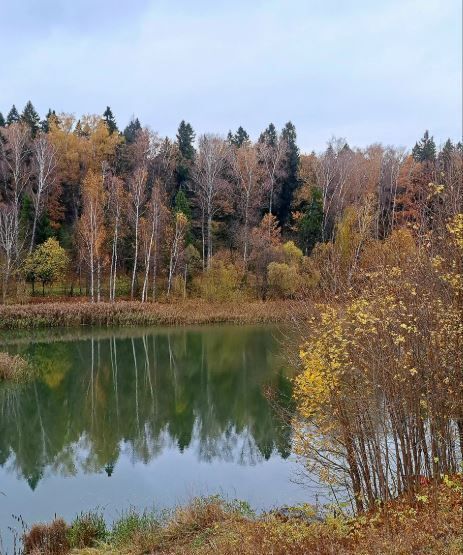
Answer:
[103, 106, 118, 134]
[277, 121, 300, 226]
[296, 186, 323, 254]
[0, 112, 5, 127]
[176, 121, 195, 160]
[123, 117, 141, 144]
[228, 126, 250, 147]
[259, 123, 277, 146]
[21, 101, 41, 137]
[6, 105, 20, 125]
[175, 120, 195, 188]
[412, 130, 436, 162]
[41, 109, 58, 132]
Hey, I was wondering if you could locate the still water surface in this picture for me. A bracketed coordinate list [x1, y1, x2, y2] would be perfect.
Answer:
[0, 325, 308, 547]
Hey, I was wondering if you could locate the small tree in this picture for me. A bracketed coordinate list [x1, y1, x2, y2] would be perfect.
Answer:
[24, 238, 68, 295]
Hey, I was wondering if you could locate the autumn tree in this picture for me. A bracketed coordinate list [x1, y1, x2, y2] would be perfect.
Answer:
[167, 211, 188, 296]
[249, 214, 282, 299]
[29, 132, 57, 252]
[24, 237, 68, 295]
[231, 142, 262, 267]
[192, 134, 230, 268]
[78, 171, 106, 302]
[258, 124, 287, 221]
[106, 173, 125, 302]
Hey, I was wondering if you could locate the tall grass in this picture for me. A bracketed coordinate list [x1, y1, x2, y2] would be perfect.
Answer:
[0, 352, 32, 382]
[21, 481, 463, 555]
[0, 300, 305, 330]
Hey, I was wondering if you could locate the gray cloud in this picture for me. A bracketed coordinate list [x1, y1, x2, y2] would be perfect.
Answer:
[1, 0, 461, 151]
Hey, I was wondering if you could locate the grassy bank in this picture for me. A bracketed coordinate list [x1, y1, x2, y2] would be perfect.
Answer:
[21, 476, 463, 555]
[0, 300, 309, 330]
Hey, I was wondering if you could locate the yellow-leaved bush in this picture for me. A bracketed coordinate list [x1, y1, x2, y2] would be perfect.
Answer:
[292, 213, 463, 513]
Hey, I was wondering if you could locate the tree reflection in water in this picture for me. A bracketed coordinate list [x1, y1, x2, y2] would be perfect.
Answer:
[0, 325, 294, 490]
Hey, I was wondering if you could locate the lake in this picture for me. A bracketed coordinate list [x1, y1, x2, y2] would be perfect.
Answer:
[0, 324, 309, 548]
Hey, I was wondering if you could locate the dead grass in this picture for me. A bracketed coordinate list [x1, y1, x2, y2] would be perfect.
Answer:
[22, 477, 463, 555]
[0, 352, 32, 382]
[0, 300, 308, 330]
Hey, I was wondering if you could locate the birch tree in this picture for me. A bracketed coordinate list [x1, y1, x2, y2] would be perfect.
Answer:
[29, 133, 58, 252]
[107, 175, 125, 302]
[192, 134, 229, 269]
[0, 204, 16, 302]
[129, 167, 147, 298]
[78, 171, 106, 302]
[167, 212, 188, 296]
[0, 122, 31, 257]
[231, 143, 262, 268]
[257, 131, 287, 219]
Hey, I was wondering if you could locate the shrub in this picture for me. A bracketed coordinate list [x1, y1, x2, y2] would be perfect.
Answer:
[23, 518, 70, 555]
[194, 261, 244, 301]
[283, 241, 303, 266]
[268, 262, 299, 298]
[67, 510, 107, 548]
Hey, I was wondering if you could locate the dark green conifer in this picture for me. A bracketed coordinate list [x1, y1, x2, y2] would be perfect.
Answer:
[103, 106, 118, 134]
[412, 130, 436, 162]
[21, 101, 41, 137]
[123, 117, 141, 144]
[6, 105, 20, 125]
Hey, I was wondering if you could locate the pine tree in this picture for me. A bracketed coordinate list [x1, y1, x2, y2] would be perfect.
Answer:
[0, 112, 5, 127]
[6, 105, 20, 125]
[412, 130, 436, 162]
[21, 100, 41, 137]
[277, 121, 300, 226]
[123, 117, 141, 144]
[175, 120, 195, 188]
[103, 106, 118, 134]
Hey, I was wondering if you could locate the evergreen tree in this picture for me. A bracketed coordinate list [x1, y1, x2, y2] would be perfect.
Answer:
[228, 126, 250, 147]
[259, 123, 277, 146]
[412, 130, 436, 162]
[175, 120, 195, 188]
[6, 105, 20, 125]
[0, 112, 5, 127]
[103, 106, 118, 134]
[174, 189, 191, 219]
[123, 117, 141, 144]
[41, 109, 58, 132]
[277, 121, 300, 226]
[21, 100, 41, 137]
[296, 186, 323, 254]
[176, 120, 195, 160]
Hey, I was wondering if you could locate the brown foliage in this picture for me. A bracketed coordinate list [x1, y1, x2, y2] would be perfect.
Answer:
[23, 518, 70, 555]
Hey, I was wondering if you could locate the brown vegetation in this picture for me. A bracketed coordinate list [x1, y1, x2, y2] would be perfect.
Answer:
[0, 299, 306, 330]
[0, 351, 31, 381]
[22, 477, 462, 555]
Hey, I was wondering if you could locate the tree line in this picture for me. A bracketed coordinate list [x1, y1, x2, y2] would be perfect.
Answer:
[0, 101, 461, 302]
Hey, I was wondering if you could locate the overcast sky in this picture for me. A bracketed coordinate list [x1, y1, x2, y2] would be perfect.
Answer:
[1, 0, 461, 152]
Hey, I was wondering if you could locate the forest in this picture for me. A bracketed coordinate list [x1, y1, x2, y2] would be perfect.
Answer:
[1, 102, 462, 553]
[0, 101, 461, 304]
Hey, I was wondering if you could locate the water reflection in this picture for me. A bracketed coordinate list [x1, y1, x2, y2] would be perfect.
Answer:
[0, 326, 294, 491]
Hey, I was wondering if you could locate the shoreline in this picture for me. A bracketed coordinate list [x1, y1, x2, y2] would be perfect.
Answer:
[0, 299, 312, 330]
